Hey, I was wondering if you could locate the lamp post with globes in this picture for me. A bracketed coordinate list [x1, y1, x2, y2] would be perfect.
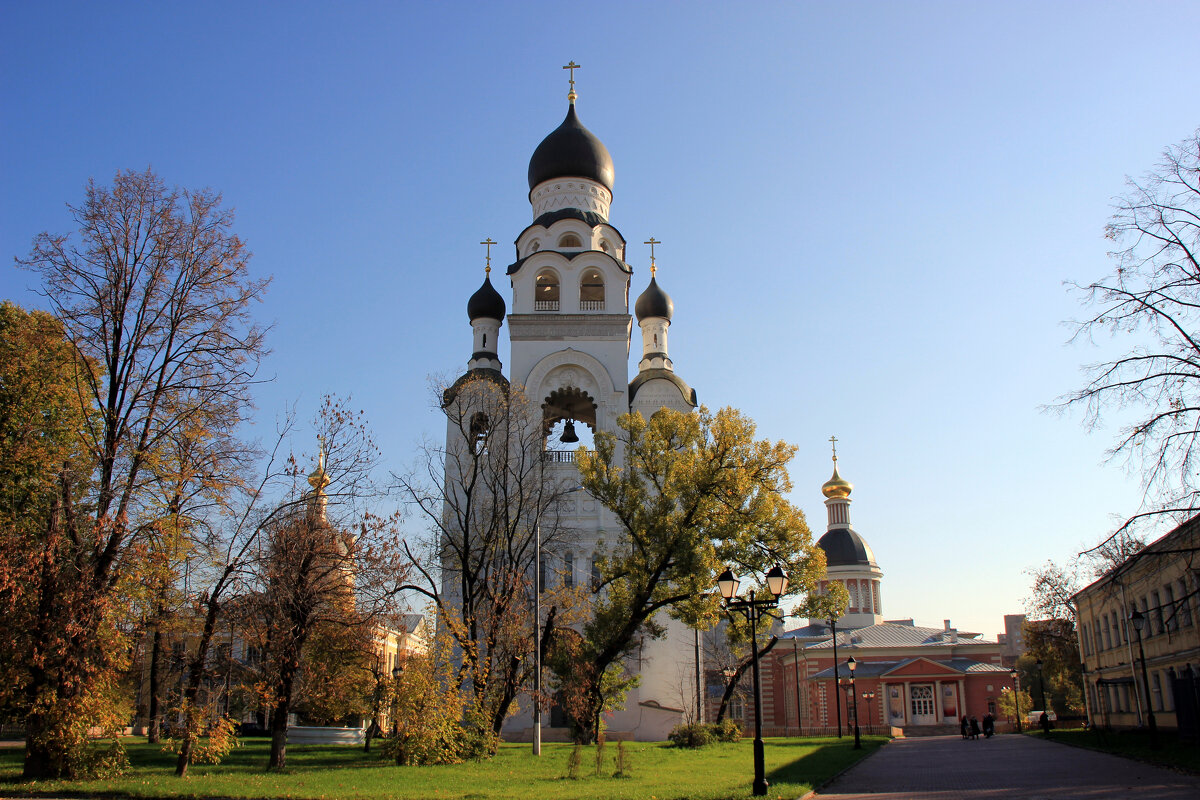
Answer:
[1009, 667, 1022, 733]
[390, 664, 402, 737]
[828, 615, 842, 738]
[848, 656, 861, 749]
[1035, 659, 1051, 735]
[717, 564, 788, 797]
[1128, 609, 1159, 748]
[862, 690, 875, 734]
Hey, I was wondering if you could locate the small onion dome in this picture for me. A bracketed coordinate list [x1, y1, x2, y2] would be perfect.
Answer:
[634, 276, 674, 321]
[822, 464, 853, 499]
[528, 104, 614, 192]
[467, 274, 506, 321]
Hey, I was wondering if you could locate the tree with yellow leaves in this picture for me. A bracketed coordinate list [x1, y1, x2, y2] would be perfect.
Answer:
[570, 406, 824, 743]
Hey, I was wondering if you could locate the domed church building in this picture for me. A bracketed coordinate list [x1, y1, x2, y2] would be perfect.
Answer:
[442, 67, 697, 742]
[755, 445, 1014, 736]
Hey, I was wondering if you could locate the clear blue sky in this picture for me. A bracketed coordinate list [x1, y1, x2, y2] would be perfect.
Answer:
[4, 1, 1198, 638]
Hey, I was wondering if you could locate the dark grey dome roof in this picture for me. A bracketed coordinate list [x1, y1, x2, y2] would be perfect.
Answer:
[634, 276, 673, 321]
[528, 104, 614, 192]
[817, 528, 876, 568]
[467, 274, 506, 321]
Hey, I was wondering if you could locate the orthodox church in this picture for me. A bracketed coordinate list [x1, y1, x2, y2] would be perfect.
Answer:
[444, 69, 700, 741]
[442, 69, 1012, 743]
[755, 449, 1013, 736]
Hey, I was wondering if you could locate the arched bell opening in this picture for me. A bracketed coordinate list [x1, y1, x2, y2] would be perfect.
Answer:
[542, 386, 597, 453]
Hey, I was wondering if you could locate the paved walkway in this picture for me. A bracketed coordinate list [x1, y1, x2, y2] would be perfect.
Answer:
[815, 734, 1200, 800]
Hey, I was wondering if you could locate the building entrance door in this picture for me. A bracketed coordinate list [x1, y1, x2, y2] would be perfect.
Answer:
[909, 684, 937, 725]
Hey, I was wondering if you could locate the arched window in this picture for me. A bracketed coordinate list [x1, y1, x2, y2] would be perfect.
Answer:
[564, 551, 574, 587]
[535, 270, 559, 310]
[580, 268, 604, 310]
[558, 232, 582, 249]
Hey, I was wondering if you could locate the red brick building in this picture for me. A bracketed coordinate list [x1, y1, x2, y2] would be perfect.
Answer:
[730, 448, 1014, 736]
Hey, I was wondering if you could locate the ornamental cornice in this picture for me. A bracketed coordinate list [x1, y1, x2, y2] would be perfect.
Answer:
[507, 314, 632, 342]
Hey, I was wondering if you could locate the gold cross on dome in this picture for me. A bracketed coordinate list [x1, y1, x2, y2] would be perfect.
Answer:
[480, 238, 496, 274]
[829, 435, 839, 462]
[644, 237, 660, 276]
[563, 60, 580, 102]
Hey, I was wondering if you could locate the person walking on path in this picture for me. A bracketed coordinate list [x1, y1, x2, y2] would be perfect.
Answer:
[959, 715, 969, 739]
[969, 716, 980, 740]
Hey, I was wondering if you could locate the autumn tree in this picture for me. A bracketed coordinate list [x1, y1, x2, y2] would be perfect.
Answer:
[10, 168, 267, 778]
[394, 375, 579, 738]
[1061, 128, 1200, 542]
[251, 398, 405, 772]
[0, 302, 115, 777]
[571, 406, 825, 743]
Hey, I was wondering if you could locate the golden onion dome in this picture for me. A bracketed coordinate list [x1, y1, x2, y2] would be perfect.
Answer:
[822, 464, 853, 499]
[308, 445, 330, 492]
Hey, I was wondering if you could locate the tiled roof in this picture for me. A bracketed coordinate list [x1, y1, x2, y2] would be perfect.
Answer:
[808, 656, 1010, 680]
[793, 622, 997, 650]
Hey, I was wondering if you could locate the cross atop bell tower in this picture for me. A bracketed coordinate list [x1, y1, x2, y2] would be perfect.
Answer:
[563, 60, 580, 103]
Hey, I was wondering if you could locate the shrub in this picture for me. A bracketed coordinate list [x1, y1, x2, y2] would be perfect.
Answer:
[668, 722, 715, 748]
[668, 719, 741, 748]
[710, 718, 742, 742]
[614, 739, 630, 778]
[594, 732, 606, 776]
[566, 742, 583, 779]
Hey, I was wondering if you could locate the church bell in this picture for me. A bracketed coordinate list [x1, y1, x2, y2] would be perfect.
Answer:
[560, 419, 579, 444]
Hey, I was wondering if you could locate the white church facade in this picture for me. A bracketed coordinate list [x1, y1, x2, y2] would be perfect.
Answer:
[443, 71, 700, 742]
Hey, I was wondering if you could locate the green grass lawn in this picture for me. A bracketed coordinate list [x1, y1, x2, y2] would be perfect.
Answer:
[1028, 728, 1200, 775]
[0, 735, 885, 800]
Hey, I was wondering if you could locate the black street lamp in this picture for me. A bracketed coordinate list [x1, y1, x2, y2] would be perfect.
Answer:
[848, 656, 861, 749]
[792, 637, 803, 736]
[828, 615, 842, 738]
[1009, 667, 1022, 733]
[1035, 659, 1050, 735]
[1128, 609, 1160, 749]
[861, 690, 875, 734]
[391, 663, 404, 737]
[717, 564, 788, 797]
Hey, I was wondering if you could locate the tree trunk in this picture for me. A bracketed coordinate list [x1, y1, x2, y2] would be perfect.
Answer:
[147, 621, 163, 743]
[717, 637, 779, 723]
[268, 657, 299, 771]
[174, 598, 224, 777]
[22, 709, 55, 779]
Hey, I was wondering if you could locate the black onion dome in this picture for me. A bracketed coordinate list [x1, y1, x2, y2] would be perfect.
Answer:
[467, 274, 506, 321]
[528, 104, 614, 192]
[634, 276, 674, 321]
[816, 528, 877, 568]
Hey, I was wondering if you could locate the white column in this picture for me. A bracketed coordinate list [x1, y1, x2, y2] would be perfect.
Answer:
[957, 679, 966, 718]
[935, 680, 943, 723]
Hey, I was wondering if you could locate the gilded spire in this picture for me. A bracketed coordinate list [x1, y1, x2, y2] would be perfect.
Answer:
[308, 435, 330, 493]
[822, 435, 853, 499]
[563, 60, 580, 104]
